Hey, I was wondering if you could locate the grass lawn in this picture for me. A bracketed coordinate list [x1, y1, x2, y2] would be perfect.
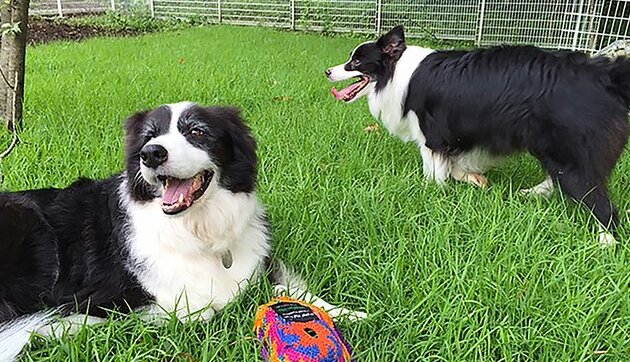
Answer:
[2, 24, 630, 361]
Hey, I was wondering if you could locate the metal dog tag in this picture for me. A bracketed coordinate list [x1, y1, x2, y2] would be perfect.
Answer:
[221, 250, 233, 269]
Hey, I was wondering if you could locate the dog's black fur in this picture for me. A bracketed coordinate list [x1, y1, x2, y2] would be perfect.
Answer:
[408, 44, 630, 233]
[0, 181, 152, 322]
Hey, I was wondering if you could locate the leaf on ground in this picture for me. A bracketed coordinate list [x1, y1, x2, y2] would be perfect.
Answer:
[272, 96, 292, 102]
[363, 123, 380, 133]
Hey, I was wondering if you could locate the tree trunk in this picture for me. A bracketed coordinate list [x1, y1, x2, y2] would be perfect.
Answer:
[0, 3, 9, 121]
[0, 0, 30, 131]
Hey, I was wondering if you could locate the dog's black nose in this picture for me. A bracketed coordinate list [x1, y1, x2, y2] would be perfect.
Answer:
[140, 144, 168, 168]
[325, 69, 332, 77]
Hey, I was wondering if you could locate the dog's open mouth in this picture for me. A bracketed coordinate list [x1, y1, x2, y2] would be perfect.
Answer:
[158, 170, 213, 215]
[331, 76, 370, 102]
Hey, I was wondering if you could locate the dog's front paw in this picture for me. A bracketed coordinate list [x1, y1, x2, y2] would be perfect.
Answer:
[451, 169, 488, 188]
[466, 173, 489, 188]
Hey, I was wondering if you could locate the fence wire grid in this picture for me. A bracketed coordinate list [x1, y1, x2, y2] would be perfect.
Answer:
[31, 0, 113, 16]
[30, 0, 630, 53]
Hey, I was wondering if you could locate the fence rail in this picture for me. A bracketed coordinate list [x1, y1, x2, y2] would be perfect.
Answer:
[30, 0, 113, 16]
[30, 0, 630, 53]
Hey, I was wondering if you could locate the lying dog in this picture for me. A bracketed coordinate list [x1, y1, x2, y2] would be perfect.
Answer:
[0, 102, 363, 360]
[326, 25, 630, 245]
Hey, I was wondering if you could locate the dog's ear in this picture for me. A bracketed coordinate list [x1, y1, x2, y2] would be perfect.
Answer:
[123, 110, 149, 168]
[123, 110, 156, 201]
[377, 25, 406, 59]
[124, 111, 148, 142]
[208, 107, 258, 194]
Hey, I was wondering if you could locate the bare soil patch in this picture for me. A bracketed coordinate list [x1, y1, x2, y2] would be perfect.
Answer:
[28, 17, 141, 45]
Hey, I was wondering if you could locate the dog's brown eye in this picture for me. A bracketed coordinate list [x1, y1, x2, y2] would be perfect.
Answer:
[190, 128, 204, 137]
[351, 59, 361, 67]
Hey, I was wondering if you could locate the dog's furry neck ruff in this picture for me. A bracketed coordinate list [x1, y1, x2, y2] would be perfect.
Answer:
[120, 175, 263, 255]
[118, 174, 270, 318]
[368, 45, 435, 142]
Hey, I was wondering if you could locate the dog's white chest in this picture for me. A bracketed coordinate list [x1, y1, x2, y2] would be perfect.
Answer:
[122, 190, 269, 319]
[369, 96, 420, 142]
[131, 229, 254, 313]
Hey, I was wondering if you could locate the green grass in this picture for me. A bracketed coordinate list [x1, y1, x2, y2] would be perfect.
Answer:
[1, 24, 629, 361]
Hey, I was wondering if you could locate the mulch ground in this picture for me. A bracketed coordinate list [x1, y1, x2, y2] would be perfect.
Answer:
[28, 17, 141, 45]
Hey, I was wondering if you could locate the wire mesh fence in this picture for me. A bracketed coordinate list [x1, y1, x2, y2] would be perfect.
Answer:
[30, 0, 630, 53]
[30, 0, 113, 16]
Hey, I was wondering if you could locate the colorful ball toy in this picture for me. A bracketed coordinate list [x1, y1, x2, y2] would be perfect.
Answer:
[253, 296, 353, 362]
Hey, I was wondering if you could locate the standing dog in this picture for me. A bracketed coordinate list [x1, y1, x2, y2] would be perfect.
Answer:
[326, 25, 630, 245]
[0, 102, 363, 361]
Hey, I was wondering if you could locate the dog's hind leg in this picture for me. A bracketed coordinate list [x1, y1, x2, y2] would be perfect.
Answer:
[553, 171, 618, 246]
[0, 311, 57, 362]
[0, 195, 59, 320]
[35, 313, 106, 338]
[520, 175, 554, 198]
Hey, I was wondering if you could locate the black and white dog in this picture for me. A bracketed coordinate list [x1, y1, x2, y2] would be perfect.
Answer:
[326, 25, 630, 246]
[0, 102, 363, 361]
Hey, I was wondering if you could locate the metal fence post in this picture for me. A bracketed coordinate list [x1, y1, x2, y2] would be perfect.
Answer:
[290, 0, 295, 30]
[584, 0, 597, 51]
[375, 0, 382, 35]
[56, 0, 63, 17]
[218, 0, 222, 23]
[571, 0, 586, 50]
[476, 0, 486, 46]
[149, 0, 155, 17]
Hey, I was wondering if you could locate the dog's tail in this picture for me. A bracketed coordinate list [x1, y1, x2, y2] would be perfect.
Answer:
[0, 311, 55, 362]
[608, 57, 630, 104]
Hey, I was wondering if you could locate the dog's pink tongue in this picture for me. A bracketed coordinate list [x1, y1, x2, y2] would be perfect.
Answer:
[331, 82, 362, 101]
[331, 87, 344, 100]
[163, 178, 194, 205]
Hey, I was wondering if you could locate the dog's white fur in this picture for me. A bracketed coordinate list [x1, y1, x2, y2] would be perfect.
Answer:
[520, 176, 554, 198]
[121, 180, 270, 320]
